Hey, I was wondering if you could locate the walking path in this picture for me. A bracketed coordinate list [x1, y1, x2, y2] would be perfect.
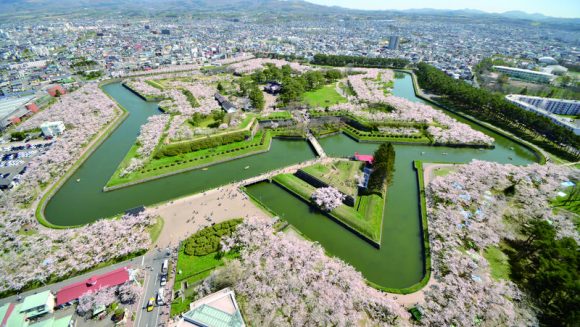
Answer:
[307, 133, 327, 158]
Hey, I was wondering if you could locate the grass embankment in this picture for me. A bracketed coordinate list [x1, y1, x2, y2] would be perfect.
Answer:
[301, 161, 362, 197]
[147, 216, 164, 245]
[272, 171, 383, 244]
[106, 130, 272, 188]
[259, 111, 293, 120]
[145, 79, 165, 90]
[302, 84, 347, 107]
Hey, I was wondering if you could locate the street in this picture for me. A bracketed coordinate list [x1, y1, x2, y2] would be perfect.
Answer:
[135, 247, 174, 327]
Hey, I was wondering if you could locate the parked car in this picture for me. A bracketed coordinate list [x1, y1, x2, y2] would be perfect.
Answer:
[160, 275, 167, 286]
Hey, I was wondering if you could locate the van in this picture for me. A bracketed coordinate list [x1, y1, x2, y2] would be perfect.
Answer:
[161, 259, 168, 274]
[156, 288, 165, 305]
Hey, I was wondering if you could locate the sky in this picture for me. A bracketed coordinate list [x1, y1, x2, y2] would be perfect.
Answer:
[305, 0, 580, 18]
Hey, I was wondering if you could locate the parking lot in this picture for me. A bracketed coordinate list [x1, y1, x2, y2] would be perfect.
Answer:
[0, 141, 53, 189]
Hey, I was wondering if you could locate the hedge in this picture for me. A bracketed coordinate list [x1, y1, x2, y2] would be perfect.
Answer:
[183, 219, 242, 256]
[156, 129, 251, 158]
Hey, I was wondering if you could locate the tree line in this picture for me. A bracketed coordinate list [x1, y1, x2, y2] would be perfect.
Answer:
[505, 220, 579, 326]
[248, 63, 343, 105]
[312, 54, 409, 69]
[415, 63, 580, 160]
[366, 143, 396, 194]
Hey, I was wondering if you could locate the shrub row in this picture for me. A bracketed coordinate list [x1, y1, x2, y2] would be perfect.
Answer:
[183, 219, 242, 256]
[156, 129, 252, 158]
[142, 132, 269, 173]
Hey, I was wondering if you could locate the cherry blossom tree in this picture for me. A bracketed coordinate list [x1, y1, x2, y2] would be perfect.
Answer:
[311, 186, 345, 211]
[206, 218, 409, 326]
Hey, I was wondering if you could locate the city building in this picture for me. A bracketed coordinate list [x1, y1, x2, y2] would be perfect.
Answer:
[19, 290, 55, 320]
[538, 56, 558, 65]
[506, 94, 580, 135]
[508, 95, 580, 116]
[214, 93, 237, 113]
[55, 266, 131, 307]
[388, 36, 399, 50]
[177, 288, 245, 327]
[40, 121, 65, 137]
[493, 66, 556, 84]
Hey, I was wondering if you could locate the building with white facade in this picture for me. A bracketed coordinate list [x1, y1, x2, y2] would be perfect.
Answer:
[509, 95, 580, 116]
[506, 94, 580, 135]
[40, 121, 66, 137]
[494, 66, 556, 84]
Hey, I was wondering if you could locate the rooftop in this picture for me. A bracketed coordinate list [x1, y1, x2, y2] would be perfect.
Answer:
[56, 266, 130, 306]
[0, 95, 35, 120]
[178, 288, 245, 327]
[21, 291, 53, 312]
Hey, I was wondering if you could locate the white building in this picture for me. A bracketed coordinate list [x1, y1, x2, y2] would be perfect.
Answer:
[177, 288, 245, 327]
[506, 95, 580, 135]
[40, 121, 66, 137]
[493, 66, 556, 84]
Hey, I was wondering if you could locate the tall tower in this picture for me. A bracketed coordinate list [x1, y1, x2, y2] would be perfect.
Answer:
[388, 36, 399, 50]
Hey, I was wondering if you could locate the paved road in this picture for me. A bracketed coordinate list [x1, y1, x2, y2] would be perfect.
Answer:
[135, 247, 175, 327]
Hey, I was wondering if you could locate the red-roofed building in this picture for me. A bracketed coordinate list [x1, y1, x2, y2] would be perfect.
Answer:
[25, 103, 39, 113]
[47, 85, 66, 97]
[55, 266, 131, 306]
[9, 117, 21, 125]
[354, 152, 374, 165]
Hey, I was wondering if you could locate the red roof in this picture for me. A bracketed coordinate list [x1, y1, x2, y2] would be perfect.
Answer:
[9, 117, 21, 124]
[47, 85, 66, 97]
[354, 152, 374, 164]
[26, 103, 39, 113]
[56, 266, 130, 306]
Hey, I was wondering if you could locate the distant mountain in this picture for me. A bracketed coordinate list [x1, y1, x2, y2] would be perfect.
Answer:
[0, 0, 578, 24]
[500, 10, 551, 21]
[0, 0, 338, 14]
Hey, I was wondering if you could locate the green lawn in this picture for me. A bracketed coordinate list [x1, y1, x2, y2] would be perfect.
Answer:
[145, 79, 165, 90]
[302, 161, 363, 197]
[433, 166, 457, 178]
[272, 174, 316, 200]
[551, 186, 580, 215]
[483, 246, 511, 281]
[106, 131, 272, 188]
[147, 216, 164, 244]
[302, 85, 347, 107]
[260, 111, 293, 120]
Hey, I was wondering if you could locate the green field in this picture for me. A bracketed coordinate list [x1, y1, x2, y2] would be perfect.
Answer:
[302, 160, 363, 197]
[302, 84, 347, 107]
